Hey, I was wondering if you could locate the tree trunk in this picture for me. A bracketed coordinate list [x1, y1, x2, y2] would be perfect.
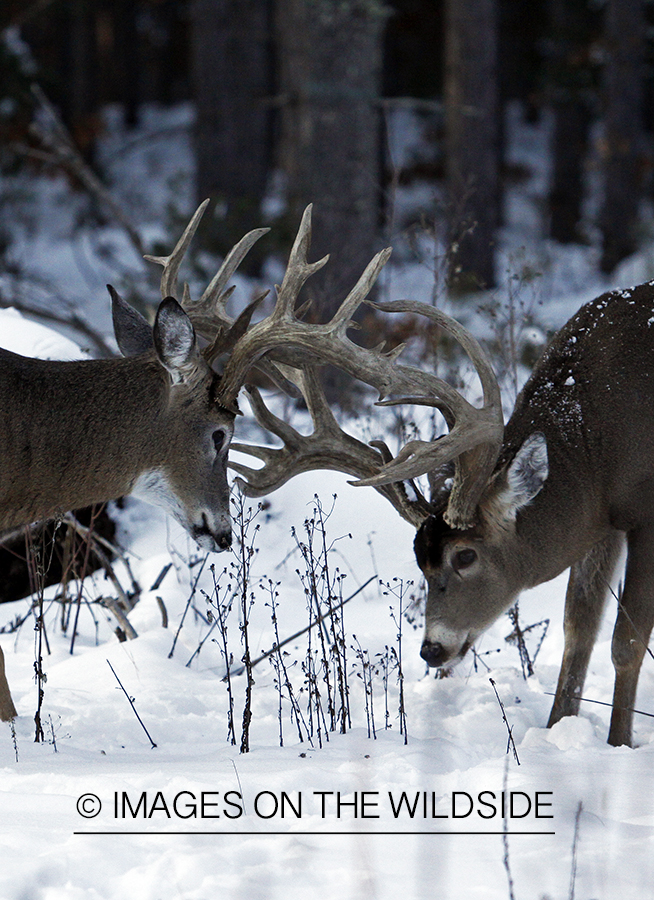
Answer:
[60, 0, 99, 159]
[546, 0, 596, 244]
[599, 0, 645, 273]
[275, 0, 387, 319]
[550, 100, 592, 243]
[190, 0, 273, 250]
[444, 0, 500, 291]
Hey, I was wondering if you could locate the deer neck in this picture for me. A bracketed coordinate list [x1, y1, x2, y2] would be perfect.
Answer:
[502, 425, 609, 591]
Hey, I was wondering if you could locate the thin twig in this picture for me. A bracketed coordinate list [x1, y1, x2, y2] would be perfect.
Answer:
[501, 755, 517, 900]
[106, 660, 157, 748]
[490, 678, 520, 764]
[230, 575, 375, 676]
[168, 554, 209, 659]
[607, 581, 654, 666]
[543, 692, 654, 720]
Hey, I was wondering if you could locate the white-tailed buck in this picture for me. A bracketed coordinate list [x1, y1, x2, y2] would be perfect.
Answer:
[0, 201, 270, 719]
[221, 208, 653, 749]
[2, 204, 650, 749]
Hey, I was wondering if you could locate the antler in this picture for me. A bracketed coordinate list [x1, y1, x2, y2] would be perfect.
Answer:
[351, 298, 504, 528]
[229, 365, 432, 527]
[148, 203, 504, 529]
[217, 205, 504, 529]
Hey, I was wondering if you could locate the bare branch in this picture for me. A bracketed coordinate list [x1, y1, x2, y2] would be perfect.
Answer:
[29, 85, 146, 261]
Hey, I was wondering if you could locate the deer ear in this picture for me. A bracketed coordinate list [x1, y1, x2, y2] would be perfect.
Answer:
[153, 296, 202, 384]
[109, 285, 153, 356]
[492, 433, 549, 520]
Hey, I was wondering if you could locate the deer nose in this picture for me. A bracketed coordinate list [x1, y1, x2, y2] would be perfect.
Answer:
[420, 640, 447, 668]
[192, 514, 232, 552]
[216, 529, 232, 550]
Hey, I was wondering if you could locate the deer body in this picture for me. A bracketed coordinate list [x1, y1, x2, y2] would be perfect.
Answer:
[416, 283, 654, 747]
[1, 350, 169, 528]
[0, 294, 236, 721]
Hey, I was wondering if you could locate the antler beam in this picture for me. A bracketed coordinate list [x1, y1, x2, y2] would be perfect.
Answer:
[216, 206, 503, 528]
[146, 202, 504, 529]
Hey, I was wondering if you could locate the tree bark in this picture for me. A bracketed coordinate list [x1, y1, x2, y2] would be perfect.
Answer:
[444, 0, 500, 291]
[190, 0, 273, 247]
[546, 0, 596, 244]
[599, 0, 645, 273]
[275, 0, 387, 319]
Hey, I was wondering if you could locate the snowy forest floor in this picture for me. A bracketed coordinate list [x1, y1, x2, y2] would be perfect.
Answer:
[1, 101, 654, 899]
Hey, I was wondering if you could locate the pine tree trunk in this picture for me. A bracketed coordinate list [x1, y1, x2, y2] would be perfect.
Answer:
[275, 0, 387, 319]
[190, 0, 272, 244]
[444, 0, 500, 290]
[599, 0, 644, 273]
[546, 0, 595, 244]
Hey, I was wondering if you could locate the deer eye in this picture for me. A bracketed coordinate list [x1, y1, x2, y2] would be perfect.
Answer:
[452, 548, 477, 572]
[213, 429, 227, 453]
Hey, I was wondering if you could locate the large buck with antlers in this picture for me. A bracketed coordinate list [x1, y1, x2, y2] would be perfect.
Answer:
[1, 204, 651, 749]
[0, 201, 267, 719]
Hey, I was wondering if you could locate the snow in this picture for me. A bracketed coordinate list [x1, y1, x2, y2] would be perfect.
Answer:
[0, 307, 87, 360]
[2, 102, 654, 900]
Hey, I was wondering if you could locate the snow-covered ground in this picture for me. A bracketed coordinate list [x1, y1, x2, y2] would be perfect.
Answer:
[2, 101, 654, 899]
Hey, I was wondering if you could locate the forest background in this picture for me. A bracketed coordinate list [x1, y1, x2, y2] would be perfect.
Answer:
[2, 0, 652, 333]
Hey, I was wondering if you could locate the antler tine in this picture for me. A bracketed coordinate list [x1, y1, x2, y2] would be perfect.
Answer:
[202, 291, 268, 366]
[331, 247, 393, 339]
[274, 204, 330, 319]
[189, 226, 270, 320]
[144, 199, 210, 300]
[230, 366, 430, 527]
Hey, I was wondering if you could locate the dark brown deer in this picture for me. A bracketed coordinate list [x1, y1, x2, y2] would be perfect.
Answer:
[217, 210, 652, 748]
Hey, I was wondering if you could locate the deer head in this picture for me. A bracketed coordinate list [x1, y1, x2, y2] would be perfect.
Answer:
[108, 201, 277, 551]
[109, 291, 235, 551]
[0, 201, 272, 553]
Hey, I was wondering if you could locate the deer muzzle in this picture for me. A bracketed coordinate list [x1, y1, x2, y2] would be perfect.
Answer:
[192, 513, 232, 553]
[420, 632, 473, 669]
[420, 640, 448, 668]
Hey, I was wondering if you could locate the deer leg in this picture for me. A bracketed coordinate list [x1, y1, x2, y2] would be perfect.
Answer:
[547, 532, 623, 729]
[0, 645, 17, 721]
[608, 526, 654, 747]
